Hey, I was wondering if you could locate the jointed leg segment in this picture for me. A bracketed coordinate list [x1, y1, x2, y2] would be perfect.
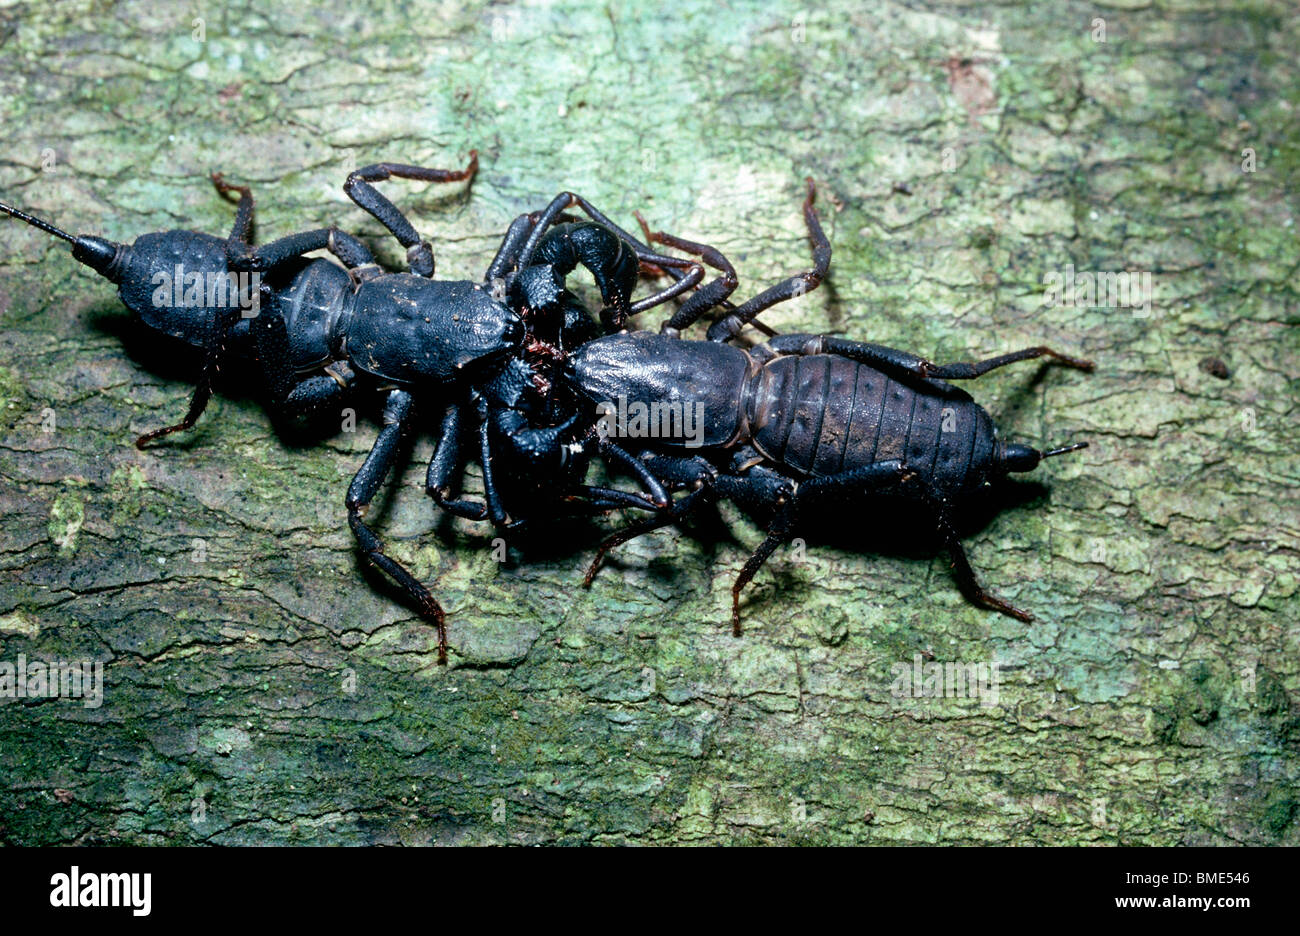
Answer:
[342, 152, 479, 277]
[347, 389, 450, 663]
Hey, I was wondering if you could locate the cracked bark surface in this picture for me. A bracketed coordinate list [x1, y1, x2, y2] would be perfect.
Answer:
[0, 0, 1296, 845]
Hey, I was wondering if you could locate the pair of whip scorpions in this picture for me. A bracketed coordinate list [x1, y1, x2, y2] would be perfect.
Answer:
[1, 156, 1092, 659]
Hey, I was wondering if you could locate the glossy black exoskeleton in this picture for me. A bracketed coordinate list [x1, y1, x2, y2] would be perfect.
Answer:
[0, 154, 737, 661]
[564, 180, 1095, 631]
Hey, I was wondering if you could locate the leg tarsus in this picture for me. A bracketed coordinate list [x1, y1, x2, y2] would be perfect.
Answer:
[135, 305, 240, 448]
[632, 216, 741, 335]
[727, 456, 904, 634]
[212, 172, 254, 243]
[932, 499, 1033, 623]
[349, 510, 449, 662]
[134, 381, 215, 448]
[582, 486, 707, 587]
[730, 527, 792, 636]
[347, 390, 449, 663]
[920, 345, 1095, 380]
[705, 178, 829, 343]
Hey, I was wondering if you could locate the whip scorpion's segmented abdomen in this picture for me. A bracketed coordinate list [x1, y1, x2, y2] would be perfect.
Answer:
[749, 353, 998, 497]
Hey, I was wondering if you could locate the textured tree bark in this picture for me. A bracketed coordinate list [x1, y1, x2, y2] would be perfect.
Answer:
[0, 0, 1295, 845]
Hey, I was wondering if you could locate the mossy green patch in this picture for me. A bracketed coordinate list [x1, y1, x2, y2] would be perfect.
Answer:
[0, 0, 1295, 846]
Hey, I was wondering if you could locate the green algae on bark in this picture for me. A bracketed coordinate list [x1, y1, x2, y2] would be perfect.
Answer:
[0, 0, 1296, 845]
